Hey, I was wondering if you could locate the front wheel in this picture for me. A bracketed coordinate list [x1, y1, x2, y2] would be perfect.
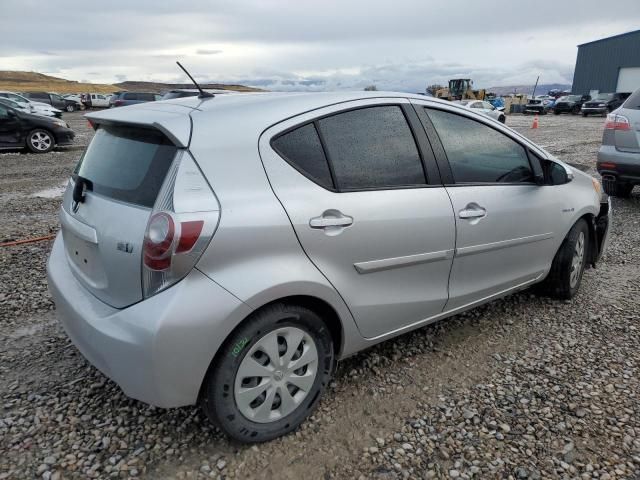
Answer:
[65, 104, 75, 112]
[26, 129, 55, 153]
[582, 112, 588, 117]
[498, 115, 506, 124]
[202, 304, 335, 443]
[537, 219, 589, 299]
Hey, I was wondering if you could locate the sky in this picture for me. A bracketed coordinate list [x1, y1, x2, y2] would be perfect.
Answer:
[3, 0, 640, 92]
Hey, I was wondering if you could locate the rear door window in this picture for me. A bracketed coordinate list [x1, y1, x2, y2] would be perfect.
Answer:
[317, 106, 426, 190]
[123, 93, 136, 100]
[623, 89, 640, 109]
[74, 125, 177, 207]
[271, 123, 333, 189]
[426, 108, 534, 184]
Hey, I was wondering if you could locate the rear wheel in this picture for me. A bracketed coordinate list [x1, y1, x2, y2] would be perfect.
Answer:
[26, 129, 55, 153]
[202, 303, 335, 443]
[536, 219, 589, 299]
[572, 105, 581, 115]
[65, 104, 75, 112]
[582, 112, 588, 117]
[498, 115, 506, 124]
[603, 178, 633, 197]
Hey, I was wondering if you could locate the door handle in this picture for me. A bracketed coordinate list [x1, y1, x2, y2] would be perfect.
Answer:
[309, 210, 353, 229]
[458, 203, 487, 220]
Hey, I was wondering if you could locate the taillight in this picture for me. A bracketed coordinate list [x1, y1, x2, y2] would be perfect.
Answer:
[604, 113, 631, 130]
[143, 212, 175, 270]
[142, 151, 219, 298]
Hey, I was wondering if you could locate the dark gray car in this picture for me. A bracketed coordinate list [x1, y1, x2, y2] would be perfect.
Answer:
[597, 88, 640, 197]
[109, 92, 161, 107]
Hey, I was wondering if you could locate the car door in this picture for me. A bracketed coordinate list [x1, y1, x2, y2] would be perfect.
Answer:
[414, 102, 561, 310]
[260, 99, 456, 338]
[0, 104, 22, 146]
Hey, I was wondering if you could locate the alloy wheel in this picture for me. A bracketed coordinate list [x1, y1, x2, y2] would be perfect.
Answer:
[30, 131, 52, 151]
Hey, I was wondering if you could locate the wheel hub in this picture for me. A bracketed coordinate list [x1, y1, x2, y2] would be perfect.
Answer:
[234, 326, 319, 423]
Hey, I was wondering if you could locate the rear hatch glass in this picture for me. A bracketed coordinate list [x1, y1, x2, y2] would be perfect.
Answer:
[61, 124, 178, 307]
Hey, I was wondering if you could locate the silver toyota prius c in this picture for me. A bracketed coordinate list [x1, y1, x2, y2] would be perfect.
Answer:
[47, 91, 611, 442]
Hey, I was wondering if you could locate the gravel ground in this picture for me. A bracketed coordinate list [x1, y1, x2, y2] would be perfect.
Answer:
[1, 112, 639, 480]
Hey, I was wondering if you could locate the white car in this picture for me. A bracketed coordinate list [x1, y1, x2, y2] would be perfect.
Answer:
[0, 91, 63, 118]
[455, 99, 506, 123]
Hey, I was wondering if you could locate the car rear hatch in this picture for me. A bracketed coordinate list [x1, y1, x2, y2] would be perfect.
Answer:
[59, 104, 195, 308]
[614, 92, 640, 153]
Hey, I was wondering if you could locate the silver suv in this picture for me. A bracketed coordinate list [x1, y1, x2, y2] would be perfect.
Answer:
[597, 87, 640, 197]
[47, 92, 611, 442]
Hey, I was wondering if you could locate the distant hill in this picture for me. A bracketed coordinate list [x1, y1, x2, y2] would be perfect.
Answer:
[487, 83, 572, 96]
[114, 80, 263, 93]
[0, 71, 118, 94]
[0, 71, 261, 95]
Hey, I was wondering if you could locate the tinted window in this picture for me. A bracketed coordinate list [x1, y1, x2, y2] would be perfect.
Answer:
[426, 108, 534, 184]
[123, 93, 136, 100]
[138, 93, 155, 101]
[624, 88, 640, 110]
[74, 125, 177, 207]
[317, 106, 425, 189]
[272, 123, 333, 189]
[0, 105, 9, 119]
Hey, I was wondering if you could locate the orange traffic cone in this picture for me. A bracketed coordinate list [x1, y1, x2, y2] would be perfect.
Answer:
[531, 114, 539, 129]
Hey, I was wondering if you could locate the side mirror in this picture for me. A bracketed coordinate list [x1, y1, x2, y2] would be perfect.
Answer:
[546, 160, 574, 185]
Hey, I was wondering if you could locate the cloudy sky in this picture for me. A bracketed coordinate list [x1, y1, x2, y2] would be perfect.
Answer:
[3, 0, 640, 91]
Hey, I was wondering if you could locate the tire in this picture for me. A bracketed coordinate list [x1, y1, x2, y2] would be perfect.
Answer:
[26, 129, 55, 153]
[537, 219, 589, 299]
[202, 303, 335, 443]
[572, 106, 581, 115]
[603, 178, 633, 198]
[498, 115, 505, 124]
[65, 104, 75, 112]
[554, 110, 560, 115]
[582, 112, 588, 117]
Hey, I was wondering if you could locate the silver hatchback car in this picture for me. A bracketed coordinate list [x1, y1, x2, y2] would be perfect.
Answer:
[47, 92, 611, 442]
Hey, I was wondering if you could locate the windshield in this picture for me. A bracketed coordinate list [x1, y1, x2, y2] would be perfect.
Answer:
[594, 93, 613, 101]
[7, 93, 30, 104]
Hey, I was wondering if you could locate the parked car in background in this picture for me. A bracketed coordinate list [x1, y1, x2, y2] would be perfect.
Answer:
[160, 89, 234, 100]
[48, 92, 610, 443]
[597, 87, 640, 197]
[63, 94, 86, 110]
[0, 91, 63, 118]
[553, 94, 591, 115]
[455, 99, 506, 123]
[0, 102, 74, 153]
[81, 93, 112, 108]
[0, 97, 33, 114]
[22, 92, 80, 112]
[524, 98, 552, 115]
[109, 92, 161, 107]
[582, 92, 631, 116]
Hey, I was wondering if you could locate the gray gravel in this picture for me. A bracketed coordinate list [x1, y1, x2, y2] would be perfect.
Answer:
[1, 112, 639, 480]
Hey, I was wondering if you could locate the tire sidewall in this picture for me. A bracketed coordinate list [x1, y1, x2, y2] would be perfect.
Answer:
[26, 129, 55, 153]
[563, 220, 589, 297]
[205, 304, 335, 443]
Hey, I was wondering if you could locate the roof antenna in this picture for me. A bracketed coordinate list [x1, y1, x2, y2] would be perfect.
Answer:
[176, 61, 214, 98]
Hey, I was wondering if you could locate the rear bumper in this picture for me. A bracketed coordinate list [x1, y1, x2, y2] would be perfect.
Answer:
[47, 234, 252, 408]
[597, 145, 640, 183]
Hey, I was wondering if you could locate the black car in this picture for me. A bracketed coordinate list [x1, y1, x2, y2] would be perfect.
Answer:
[582, 92, 631, 116]
[553, 94, 591, 115]
[0, 103, 75, 153]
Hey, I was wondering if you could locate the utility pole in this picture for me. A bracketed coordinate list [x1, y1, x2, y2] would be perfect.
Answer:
[531, 76, 540, 98]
